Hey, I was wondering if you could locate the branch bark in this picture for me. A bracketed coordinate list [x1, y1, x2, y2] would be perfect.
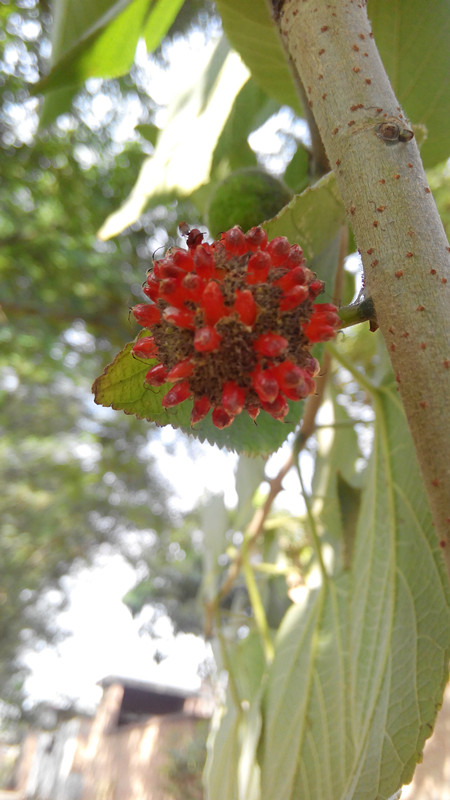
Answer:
[274, 0, 450, 574]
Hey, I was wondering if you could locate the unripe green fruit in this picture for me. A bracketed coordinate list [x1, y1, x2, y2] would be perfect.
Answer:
[207, 168, 293, 238]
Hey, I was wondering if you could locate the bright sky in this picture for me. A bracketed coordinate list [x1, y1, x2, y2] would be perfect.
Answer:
[22, 426, 239, 710]
[23, 552, 210, 711]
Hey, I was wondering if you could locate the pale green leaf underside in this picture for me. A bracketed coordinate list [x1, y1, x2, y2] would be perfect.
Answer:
[205, 633, 265, 800]
[263, 172, 346, 267]
[262, 383, 450, 799]
[92, 337, 304, 455]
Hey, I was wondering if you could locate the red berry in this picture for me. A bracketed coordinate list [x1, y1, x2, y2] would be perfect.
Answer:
[201, 281, 228, 324]
[267, 236, 290, 266]
[245, 226, 268, 251]
[132, 337, 158, 358]
[172, 249, 195, 271]
[181, 273, 204, 302]
[222, 381, 246, 416]
[159, 277, 186, 307]
[144, 364, 168, 386]
[303, 304, 340, 342]
[254, 332, 288, 358]
[317, 302, 340, 316]
[162, 381, 191, 407]
[132, 304, 161, 326]
[282, 380, 314, 401]
[246, 251, 271, 284]
[159, 261, 185, 280]
[222, 226, 248, 256]
[191, 396, 211, 425]
[286, 244, 305, 269]
[304, 356, 320, 376]
[251, 367, 279, 403]
[212, 407, 234, 429]
[273, 361, 303, 387]
[308, 279, 324, 298]
[275, 266, 306, 292]
[247, 406, 260, 421]
[194, 245, 215, 278]
[234, 289, 258, 326]
[277, 364, 314, 400]
[261, 393, 290, 420]
[166, 358, 194, 382]
[194, 326, 222, 352]
[163, 306, 195, 329]
[279, 285, 309, 311]
[143, 276, 159, 301]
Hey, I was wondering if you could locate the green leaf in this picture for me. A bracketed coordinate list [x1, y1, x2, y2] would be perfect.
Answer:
[36, 0, 151, 95]
[200, 493, 230, 604]
[211, 78, 280, 175]
[283, 143, 310, 193]
[143, 0, 185, 52]
[310, 386, 361, 566]
[233, 455, 267, 532]
[92, 337, 305, 456]
[215, 0, 302, 115]
[215, 0, 449, 167]
[205, 633, 265, 800]
[134, 123, 160, 145]
[336, 473, 361, 570]
[261, 383, 450, 799]
[263, 172, 346, 273]
[368, 0, 450, 167]
[36, 0, 185, 125]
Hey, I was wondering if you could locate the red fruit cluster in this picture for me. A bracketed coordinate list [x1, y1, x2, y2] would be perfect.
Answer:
[131, 225, 340, 429]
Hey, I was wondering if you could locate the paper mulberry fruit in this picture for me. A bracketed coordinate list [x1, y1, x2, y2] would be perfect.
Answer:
[131, 224, 340, 430]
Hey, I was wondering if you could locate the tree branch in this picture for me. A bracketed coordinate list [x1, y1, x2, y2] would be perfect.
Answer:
[274, 0, 450, 574]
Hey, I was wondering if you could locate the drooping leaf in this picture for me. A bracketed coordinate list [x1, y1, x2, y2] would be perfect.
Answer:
[200, 493, 230, 604]
[261, 382, 450, 799]
[205, 633, 265, 800]
[215, 0, 302, 115]
[35, 0, 152, 125]
[336, 473, 361, 570]
[368, 0, 450, 168]
[134, 123, 160, 145]
[233, 455, 267, 533]
[310, 385, 361, 565]
[283, 143, 310, 193]
[211, 78, 280, 175]
[143, 0, 185, 52]
[92, 338, 304, 456]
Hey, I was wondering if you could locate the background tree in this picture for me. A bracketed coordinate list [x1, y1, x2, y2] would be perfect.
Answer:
[2, 0, 450, 798]
[0, 0, 205, 713]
